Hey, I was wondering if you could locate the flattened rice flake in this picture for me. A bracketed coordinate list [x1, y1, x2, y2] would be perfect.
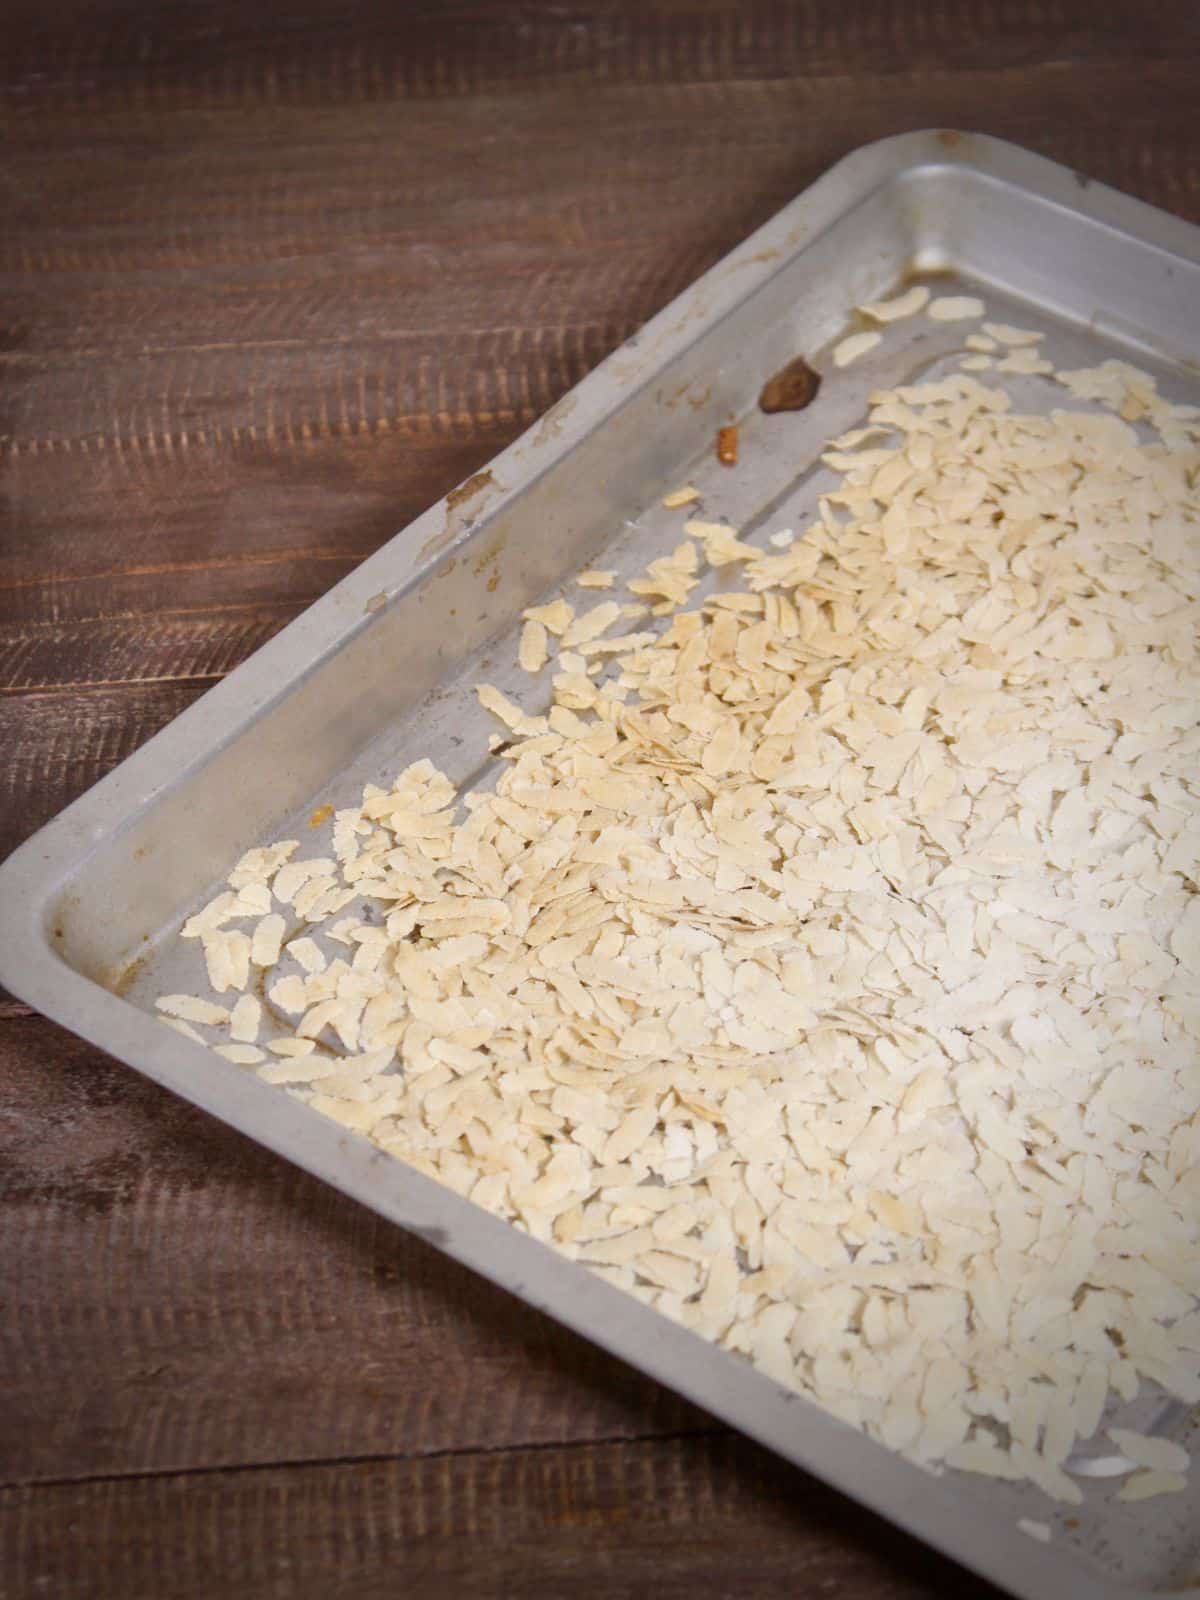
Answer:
[857, 285, 930, 323]
[832, 330, 882, 368]
[927, 294, 986, 322]
[662, 485, 701, 508]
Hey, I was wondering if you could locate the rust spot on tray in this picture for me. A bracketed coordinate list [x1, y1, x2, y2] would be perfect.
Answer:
[111, 950, 151, 998]
[309, 803, 334, 828]
[720, 247, 781, 279]
[446, 469, 496, 514]
[471, 530, 507, 578]
[663, 379, 713, 413]
[758, 355, 822, 414]
[420, 469, 502, 560]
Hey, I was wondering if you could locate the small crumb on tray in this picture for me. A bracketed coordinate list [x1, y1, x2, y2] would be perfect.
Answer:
[758, 355, 822, 413]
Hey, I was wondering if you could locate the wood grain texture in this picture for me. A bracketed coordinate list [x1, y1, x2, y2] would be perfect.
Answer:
[0, 610, 291, 694]
[2, 1, 1198, 1595]
[3, 0, 1195, 106]
[0, 1433, 1003, 1600]
[0, 1015, 702, 1487]
[0, 684, 208, 865]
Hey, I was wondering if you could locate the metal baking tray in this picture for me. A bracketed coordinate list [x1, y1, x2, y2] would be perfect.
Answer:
[2, 132, 1197, 1599]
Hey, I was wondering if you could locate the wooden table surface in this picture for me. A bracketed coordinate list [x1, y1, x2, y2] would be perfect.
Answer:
[2, 2, 1198, 1595]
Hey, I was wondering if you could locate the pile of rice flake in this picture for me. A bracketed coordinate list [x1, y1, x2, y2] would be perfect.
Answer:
[158, 339, 1200, 1507]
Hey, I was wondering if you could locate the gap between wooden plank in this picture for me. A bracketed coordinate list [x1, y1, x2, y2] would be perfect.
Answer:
[0, 1425, 726, 1496]
[0, 1427, 1002, 1600]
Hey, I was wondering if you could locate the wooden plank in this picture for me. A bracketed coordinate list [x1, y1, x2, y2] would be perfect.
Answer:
[0, 1014, 704, 1486]
[0, 683, 209, 866]
[0, 428, 524, 623]
[0, 611, 294, 693]
[3, 0, 1194, 107]
[3, 29, 1198, 667]
[5, 77, 1198, 358]
[0, 1433, 997, 1600]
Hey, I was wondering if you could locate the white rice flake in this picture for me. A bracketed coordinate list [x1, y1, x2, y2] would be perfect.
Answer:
[250, 913, 285, 967]
[518, 618, 548, 674]
[832, 330, 882, 368]
[158, 1016, 206, 1043]
[229, 993, 262, 1044]
[857, 285, 930, 323]
[155, 994, 227, 1026]
[1117, 1471, 1188, 1502]
[1107, 1430, 1189, 1475]
[662, 485, 700, 508]
[927, 295, 986, 322]
[214, 1043, 265, 1066]
[983, 322, 1044, 346]
[1017, 1519, 1052, 1543]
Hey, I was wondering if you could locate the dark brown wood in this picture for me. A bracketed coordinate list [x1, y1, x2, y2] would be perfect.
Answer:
[0, 1434, 1005, 1600]
[0, 1014, 703, 1487]
[0, 684, 208, 864]
[2, 2, 1198, 1594]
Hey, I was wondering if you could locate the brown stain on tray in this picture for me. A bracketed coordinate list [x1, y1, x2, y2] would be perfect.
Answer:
[111, 947, 152, 999]
[419, 469, 501, 561]
[533, 393, 576, 444]
[445, 469, 496, 514]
